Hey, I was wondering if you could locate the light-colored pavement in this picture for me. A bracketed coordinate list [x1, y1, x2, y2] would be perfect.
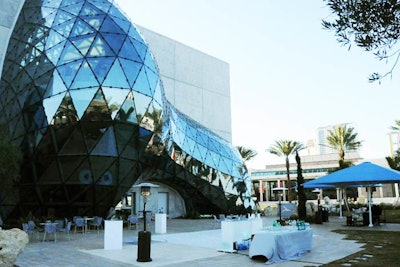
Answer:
[14, 216, 400, 267]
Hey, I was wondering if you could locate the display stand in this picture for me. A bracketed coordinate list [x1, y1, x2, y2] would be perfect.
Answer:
[155, 213, 167, 234]
[219, 220, 251, 252]
[104, 220, 123, 250]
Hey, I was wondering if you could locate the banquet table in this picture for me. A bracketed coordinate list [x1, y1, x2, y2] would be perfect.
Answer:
[249, 227, 313, 264]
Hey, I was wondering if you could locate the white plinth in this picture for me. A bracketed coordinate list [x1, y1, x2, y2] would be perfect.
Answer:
[104, 220, 123, 250]
[155, 213, 167, 234]
[220, 220, 251, 252]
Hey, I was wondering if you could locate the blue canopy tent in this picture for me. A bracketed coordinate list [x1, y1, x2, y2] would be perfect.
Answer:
[303, 162, 400, 227]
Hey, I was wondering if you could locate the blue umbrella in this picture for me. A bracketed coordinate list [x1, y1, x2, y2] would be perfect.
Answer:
[303, 162, 400, 227]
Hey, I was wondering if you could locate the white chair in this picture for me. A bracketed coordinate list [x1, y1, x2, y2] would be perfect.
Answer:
[43, 223, 57, 242]
[128, 215, 138, 230]
[89, 216, 103, 234]
[58, 221, 72, 240]
[74, 217, 85, 234]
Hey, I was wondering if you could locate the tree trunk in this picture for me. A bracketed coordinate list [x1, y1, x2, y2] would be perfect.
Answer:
[286, 158, 291, 202]
[296, 152, 307, 219]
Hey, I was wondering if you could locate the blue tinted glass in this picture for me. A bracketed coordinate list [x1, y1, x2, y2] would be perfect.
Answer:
[119, 38, 142, 63]
[119, 58, 142, 87]
[87, 57, 114, 84]
[102, 59, 130, 88]
[101, 33, 125, 55]
[53, 10, 75, 25]
[53, 19, 75, 37]
[60, 3, 83, 16]
[81, 14, 105, 31]
[152, 81, 163, 107]
[71, 61, 98, 89]
[117, 91, 137, 123]
[145, 66, 158, 95]
[132, 67, 151, 96]
[130, 38, 147, 61]
[80, 1, 101, 16]
[58, 40, 81, 65]
[102, 87, 130, 119]
[88, 35, 114, 57]
[71, 34, 95, 56]
[91, 126, 117, 156]
[100, 17, 124, 34]
[46, 70, 67, 97]
[57, 59, 83, 87]
[132, 92, 150, 119]
[110, 15, 131, 33]
[70, 18, 95, 37]
[69, 88, 97, 118]
[43, 93, 65, 124]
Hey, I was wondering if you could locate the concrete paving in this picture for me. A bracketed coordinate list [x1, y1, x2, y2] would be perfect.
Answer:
[14, 216, 400, 267]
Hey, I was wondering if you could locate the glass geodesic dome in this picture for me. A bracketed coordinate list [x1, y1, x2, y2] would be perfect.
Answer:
[0, 0, 253, 221]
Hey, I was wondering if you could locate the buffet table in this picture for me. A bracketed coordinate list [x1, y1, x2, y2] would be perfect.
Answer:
[249, 227, 313, 264]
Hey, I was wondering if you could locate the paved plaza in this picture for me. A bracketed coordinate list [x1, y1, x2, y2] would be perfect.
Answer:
[14, 216, 400, 267]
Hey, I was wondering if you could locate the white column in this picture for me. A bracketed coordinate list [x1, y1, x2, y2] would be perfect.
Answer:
[258, 180, 264, 202]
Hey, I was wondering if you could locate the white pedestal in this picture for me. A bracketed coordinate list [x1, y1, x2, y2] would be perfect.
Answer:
[104, 220, 123, 250]
[220, 220, 251, 252]
[155, 213, 167, 234]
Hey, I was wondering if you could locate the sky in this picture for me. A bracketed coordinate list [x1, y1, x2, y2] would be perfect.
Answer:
[114, 0, 400, 169]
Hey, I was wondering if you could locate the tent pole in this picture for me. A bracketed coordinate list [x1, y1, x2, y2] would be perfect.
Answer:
[338, 188, 343, 219]
[367, 186, 373, 228]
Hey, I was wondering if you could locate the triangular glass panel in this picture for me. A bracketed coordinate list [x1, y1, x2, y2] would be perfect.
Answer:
[58, 40, 82, 65]
[152, 80, 164, 107]
[91, 126, 117, 156]
[70, 60, 99, 89]
[69, 88, 97, 119]
[87, 57, 114, 84]
[102, 87, 130, 119]
[192, 144, 204, 162]
[119, 58, 141, 87]
[115, 91, 137, 123]
[37, 161, 61, 184]
[119, 38, 142, 63]
[56, 59, 83, 87]
[60, 2, 83, 16]
[70, 18, 95, 37]
[144, 51, 158, 73]
[218, 157, 231, 175]
[89, 157, 114, 185]
[45, 40, 65, 65]
[68, 157, 92, 184]
[100, 17, 124, 34]
[53, 18, 75, 38]
[101, 32, 126, 55]
[45, 70, 68, 98]
[130, 37, 147, 62]
[43, 93, 65, 124]
[132, 67, 151, 97]
[128, 26, 145, 44]
[59, 127, 87, 155]
[87, 34, 115, 57]
[79, 1, 102, 16]
[102, 59, 130, 88]
[53, 9, 75, 26]
[81, 88, 112, 122]
[91, 1, 111, 13]
[51, 92, 79, 125]
[144, 67, 158, 97]
[132, 92, 151, 120]
[81, 14, 106, 31]
[45, 29, 64, 50]
[41, 7, 57, 27]
[110, 15, 131, 33]
[71, 34, 95, 57]
[182, 137, 196, 154]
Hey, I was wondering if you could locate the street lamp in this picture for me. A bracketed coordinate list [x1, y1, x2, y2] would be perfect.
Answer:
[132, 182, 158, 262]
[272, 187, 287, 224]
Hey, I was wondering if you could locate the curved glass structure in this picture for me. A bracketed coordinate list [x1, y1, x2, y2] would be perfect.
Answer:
[0, 0, 253, 220]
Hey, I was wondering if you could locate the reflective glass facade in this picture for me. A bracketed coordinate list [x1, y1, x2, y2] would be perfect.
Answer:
[0, 0, 253, 220]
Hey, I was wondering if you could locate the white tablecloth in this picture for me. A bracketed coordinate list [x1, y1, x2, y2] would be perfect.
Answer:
[249, 227, 313, 264]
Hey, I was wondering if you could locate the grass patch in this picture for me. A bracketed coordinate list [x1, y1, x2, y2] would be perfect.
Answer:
[321, 230, 399, 266]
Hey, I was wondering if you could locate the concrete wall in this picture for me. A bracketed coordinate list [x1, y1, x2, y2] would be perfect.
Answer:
[137, 26, 232, 142]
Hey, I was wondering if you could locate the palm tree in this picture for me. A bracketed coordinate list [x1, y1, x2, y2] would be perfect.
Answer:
[390, 120, 400, 132]
[325, 124, 362, 161]
[236, 146, 257, 162]
[267, 140, 305, 202]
